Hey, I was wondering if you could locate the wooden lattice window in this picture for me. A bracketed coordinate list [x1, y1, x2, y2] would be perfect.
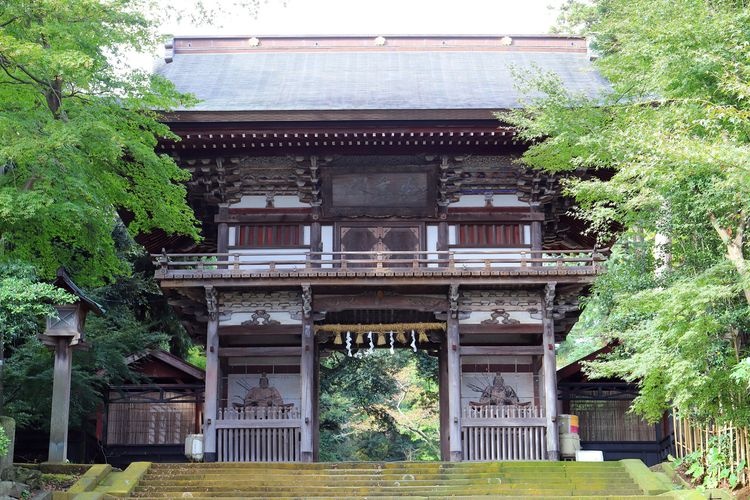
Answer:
[456, 224, 526, 247]
[235, 225, 304, 248]
[570, 399, 656, 442]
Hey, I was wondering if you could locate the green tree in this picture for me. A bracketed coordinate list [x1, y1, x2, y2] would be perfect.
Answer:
[0, 0, 201, 285]
[319, 350, 439, 462]
[501, 0, 750, 427]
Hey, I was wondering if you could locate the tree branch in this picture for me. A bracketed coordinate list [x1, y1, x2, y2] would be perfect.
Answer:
[0, 16, 19, 28]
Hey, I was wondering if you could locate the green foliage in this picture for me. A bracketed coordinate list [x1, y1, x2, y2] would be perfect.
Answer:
[186, 345, 206, 370]
[676, 437, 746, 490]
[0, 261, 74, 341]
[0, 426, 10, 457]
[319, 350, 439, 462]
[1, 241, 190, 429]
[504, 0, 750, 420]
[0, 0, 201, 285]
[502, 0, 750, 486]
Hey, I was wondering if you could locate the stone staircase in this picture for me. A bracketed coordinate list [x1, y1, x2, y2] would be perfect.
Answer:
[121, 460, 692, 499]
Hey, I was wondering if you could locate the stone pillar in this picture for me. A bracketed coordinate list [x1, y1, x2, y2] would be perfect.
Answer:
[542, 282, 559, 460]
[447, 284, 462, 461]
[203, 287, 219, 462]
[48, 337, 73, 463]
[0, 417, 15, 473]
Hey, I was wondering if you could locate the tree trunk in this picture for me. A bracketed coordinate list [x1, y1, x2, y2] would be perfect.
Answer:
[709, 212, 750, 306]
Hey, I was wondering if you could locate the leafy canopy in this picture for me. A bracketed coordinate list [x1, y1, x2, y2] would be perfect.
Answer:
[502, 0, 750, 425]
[0, 0, 200, 285]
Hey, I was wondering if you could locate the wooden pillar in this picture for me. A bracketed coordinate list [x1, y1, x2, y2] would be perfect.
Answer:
[217, 223, 229, 254]
[437, 222, 449, 251]
[203, 287, 219, 462]
[300, 285, 314, 462]
[48, 337, 73, 462]
[531, 203, 543, 267]
[217, 205, 229, 271]
[447, 284, 462, 461]
[310, 221, 321, 268]
[312, 342, 320, 461]
[438, 343, 449, 460]
[542, 282, 559, 460]
[300, 320, 314, 462]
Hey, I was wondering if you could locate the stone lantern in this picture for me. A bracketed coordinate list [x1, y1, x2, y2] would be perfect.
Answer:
[40, 268, 103, 463]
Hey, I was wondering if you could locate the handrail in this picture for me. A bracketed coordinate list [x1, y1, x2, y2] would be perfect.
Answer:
[152, 247, 607, 277]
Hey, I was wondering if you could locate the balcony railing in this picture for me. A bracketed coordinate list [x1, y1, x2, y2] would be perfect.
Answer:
[153, 249, 607, 280]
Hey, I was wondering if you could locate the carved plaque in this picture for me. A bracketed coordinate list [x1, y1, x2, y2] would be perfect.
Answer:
[322, 165, 437, 217]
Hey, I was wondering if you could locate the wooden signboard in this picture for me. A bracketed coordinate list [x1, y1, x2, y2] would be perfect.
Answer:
[321, 165, 437, 218]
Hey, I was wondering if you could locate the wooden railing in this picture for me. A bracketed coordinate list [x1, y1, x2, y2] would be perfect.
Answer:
[673, 413, 750, 486]
[462, 405, 547, 461]
[216, 407, 302, 462]
[153, 249, 606, 277]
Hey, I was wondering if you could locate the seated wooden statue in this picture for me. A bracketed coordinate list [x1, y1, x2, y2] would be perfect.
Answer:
[234, 373, 294, 410]
[470, 373, 531, 408]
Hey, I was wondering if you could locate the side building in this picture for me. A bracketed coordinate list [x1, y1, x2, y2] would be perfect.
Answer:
[150, 35, 610, 462]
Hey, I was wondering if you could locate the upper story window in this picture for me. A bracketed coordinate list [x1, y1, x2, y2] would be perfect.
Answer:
[454, 224, 530, 247]
[233, 225, 305, 248]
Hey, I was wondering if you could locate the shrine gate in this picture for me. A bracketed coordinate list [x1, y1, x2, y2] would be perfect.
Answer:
[149, 34, 610, 462]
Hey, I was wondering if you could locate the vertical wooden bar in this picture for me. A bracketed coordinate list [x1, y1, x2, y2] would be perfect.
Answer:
[203, 287, 219, 462]
[217, 220, 229, 255]
[531, 208, 543, 267]
[310, 221, 321, 269]
[447, 309, 463, 461]
[300, 308, 315, 462]
[48, 338, 73, 463]
[438, 340, 450, 460]
[313, 342, 320, 461]
[542, 282, 560, 460]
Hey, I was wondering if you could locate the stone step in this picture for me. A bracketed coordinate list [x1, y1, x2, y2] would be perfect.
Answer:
[131, 497, 666, 500]
[131, 488, 653, 498]
[139, 474, 633, 486]
[148, 462, 625, 470]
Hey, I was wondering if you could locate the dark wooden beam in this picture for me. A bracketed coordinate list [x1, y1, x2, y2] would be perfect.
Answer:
[219, 325, 302, 336]
[460, 345, 543, 356]
[459, 324, 542, 335]
[217, 213, 313, 224]
[161, 108, 503, 123]
[314, 293, 448, 312]
[446, 212, 544, 222]
[218, 347, 302, 357]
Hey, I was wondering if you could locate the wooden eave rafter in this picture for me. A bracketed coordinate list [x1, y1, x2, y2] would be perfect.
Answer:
[159, 122, 519, 154]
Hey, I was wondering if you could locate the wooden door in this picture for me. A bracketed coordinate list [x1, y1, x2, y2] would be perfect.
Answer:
[339, 225, 421, 268]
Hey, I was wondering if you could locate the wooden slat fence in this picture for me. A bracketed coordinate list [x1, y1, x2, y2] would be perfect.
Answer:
[673, 413, 750, 486]
[462, 405, 547, 461]
[216, 407, 302, 462]
[107, 392, 198, 445]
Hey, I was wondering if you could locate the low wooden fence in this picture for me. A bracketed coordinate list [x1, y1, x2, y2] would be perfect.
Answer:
[673, 413, 750, 486]
[216, 407, 302, 462]
[154, 249, 607, 275]
[462, 405, 547, 461]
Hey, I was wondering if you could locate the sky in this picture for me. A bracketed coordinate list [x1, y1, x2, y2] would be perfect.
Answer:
[159, 0, 566, 37]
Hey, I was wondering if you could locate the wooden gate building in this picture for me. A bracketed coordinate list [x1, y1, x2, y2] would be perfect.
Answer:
[150, 35, 610, 462]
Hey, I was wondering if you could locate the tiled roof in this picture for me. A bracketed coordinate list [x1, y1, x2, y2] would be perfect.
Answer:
[157, 48, 610, 112]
